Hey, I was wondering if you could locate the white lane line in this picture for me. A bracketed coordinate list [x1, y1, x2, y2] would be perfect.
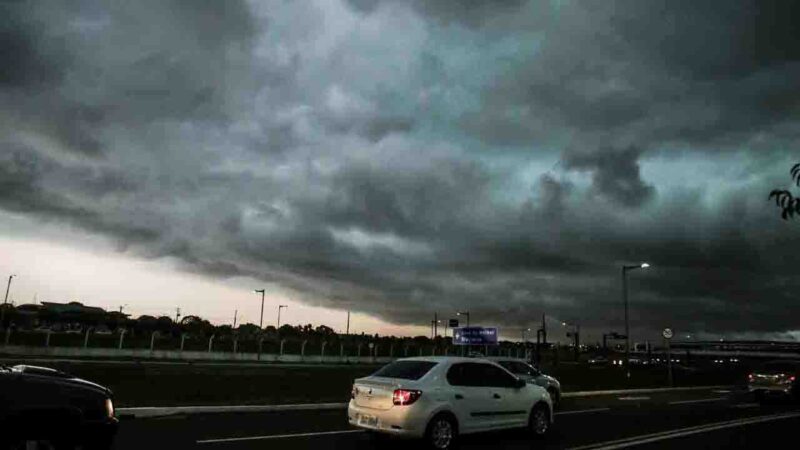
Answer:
[567, 411, 800, 450]
[732, 403, 760, 409]
[712, 390, 731, 394]
[668, 397, 726, 405]
[556, 407, 611, 416]
[618, 396, 650, 401]
[196, 429, 364, 444]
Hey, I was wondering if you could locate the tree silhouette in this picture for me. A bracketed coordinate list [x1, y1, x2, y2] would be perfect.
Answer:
[770, 163, 800, 219]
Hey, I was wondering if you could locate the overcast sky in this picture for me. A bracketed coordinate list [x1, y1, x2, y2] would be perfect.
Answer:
[2, 0, 800, 343]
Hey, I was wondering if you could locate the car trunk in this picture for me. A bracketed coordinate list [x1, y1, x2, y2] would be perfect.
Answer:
[353, 377, 414, 411]
[751, 372, 793, 387]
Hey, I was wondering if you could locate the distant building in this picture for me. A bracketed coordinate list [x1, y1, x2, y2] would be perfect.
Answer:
[11, 302, 130, 332]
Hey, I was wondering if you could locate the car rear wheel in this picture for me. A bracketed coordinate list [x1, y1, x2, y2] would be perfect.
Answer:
[425, 413, 458, 450]
[528, 403, 550, 437]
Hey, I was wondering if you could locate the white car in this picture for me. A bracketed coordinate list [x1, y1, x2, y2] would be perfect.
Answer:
[348, 356, 554, 449]
[487, 358, 561, 405]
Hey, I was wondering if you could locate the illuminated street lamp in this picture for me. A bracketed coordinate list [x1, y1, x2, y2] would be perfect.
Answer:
[456, 311, 470, 327]
[562, 321, 580, 361]
[622, 262, 650, 378]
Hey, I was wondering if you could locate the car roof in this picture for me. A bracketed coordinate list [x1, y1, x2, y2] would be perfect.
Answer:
[394, 356, 479, 363]
[484, 356, 528, 362]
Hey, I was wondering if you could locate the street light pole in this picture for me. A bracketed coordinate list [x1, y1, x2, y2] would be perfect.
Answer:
[622, 263, 649, 379]
[1, 275, 15, 328]
[457, 311, 470, 327]
[254, 289, 266, 330]
[277, 305, 287, 329]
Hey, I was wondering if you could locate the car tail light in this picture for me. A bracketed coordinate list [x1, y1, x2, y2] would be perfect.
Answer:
[392, 389, 422, 406]
[104, 398, 115, 418]
[748, 373, 754, 381]
[790, 376, 796, 382]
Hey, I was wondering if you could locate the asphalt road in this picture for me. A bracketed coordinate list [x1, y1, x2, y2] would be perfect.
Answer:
[114, 388, 800, 449]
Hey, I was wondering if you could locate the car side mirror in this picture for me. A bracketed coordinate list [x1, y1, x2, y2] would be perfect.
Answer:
[514, 378, 526, 389]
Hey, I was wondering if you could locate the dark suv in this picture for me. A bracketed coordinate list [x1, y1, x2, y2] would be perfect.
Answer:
[0, 364, 118, 449]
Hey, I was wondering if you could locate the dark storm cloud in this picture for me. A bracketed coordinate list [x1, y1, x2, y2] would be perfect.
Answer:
[463, 0, 800, 149]
[564, 146, 655, 208]
[0, 145, 158, 243]
[4, 0, 800, 341]
[345, 0, 528, 27]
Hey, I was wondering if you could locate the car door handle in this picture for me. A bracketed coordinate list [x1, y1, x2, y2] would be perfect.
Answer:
[454, 394, 464, 400]
[493, 393, 501, 399]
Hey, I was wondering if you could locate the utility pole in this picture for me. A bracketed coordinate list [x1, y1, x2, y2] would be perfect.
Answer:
[233, 309, 238, 328]
[175, 307, 181, 323]
[346, 310, 350, 335]
[542, 313, 547, 345]
[434, 312, 438, 337]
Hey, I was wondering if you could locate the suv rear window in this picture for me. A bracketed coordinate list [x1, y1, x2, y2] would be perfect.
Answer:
[372, 360, 438, 380]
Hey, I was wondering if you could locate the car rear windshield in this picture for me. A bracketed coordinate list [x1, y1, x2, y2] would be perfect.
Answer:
[371, 361, 438, 380]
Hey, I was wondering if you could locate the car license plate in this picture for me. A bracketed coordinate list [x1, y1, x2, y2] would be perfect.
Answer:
[358, 414, 378, 427]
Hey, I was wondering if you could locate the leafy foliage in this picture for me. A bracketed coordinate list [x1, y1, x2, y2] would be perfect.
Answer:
[769, 163, 800, 220]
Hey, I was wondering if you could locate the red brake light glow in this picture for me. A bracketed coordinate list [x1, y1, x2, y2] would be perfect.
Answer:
[790, 376, 796, 382]
[392, 389, 422, 406]
[748, 373, 754, 380]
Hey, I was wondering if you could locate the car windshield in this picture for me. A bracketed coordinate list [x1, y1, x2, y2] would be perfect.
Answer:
[371, 361, 438, 380]
[497, 361, 538, 377]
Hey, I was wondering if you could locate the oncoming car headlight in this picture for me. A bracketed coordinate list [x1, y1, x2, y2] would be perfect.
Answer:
[104, 398, 115, 418]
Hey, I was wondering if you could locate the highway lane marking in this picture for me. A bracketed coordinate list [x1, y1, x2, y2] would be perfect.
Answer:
[668, 397, 726, 405]
[567, 411, 800, 450]
[194, 408, 614, 444]
[712, 389, 731, 394]
[196, 429, 364, 444]
[556, 408, 611, 416]
[732, 403, 759, 409]
[617, 396, 650, 401]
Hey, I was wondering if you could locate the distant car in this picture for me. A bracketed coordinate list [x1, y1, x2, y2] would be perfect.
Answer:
[748, 360, 800, 402]
[487, 358, 561, 405]
[0, 364, 118, 449]
[348, 357, 553, 449]
[588, 356, 609, 366]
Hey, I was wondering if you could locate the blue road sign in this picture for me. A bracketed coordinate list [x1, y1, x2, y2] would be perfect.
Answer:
[453, 327, 498, 345]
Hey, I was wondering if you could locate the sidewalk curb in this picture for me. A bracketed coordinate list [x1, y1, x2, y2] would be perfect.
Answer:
[117, 385, 733, 419]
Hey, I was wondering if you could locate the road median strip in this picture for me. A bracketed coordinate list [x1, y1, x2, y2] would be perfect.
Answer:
[118, 385, 733, 419]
